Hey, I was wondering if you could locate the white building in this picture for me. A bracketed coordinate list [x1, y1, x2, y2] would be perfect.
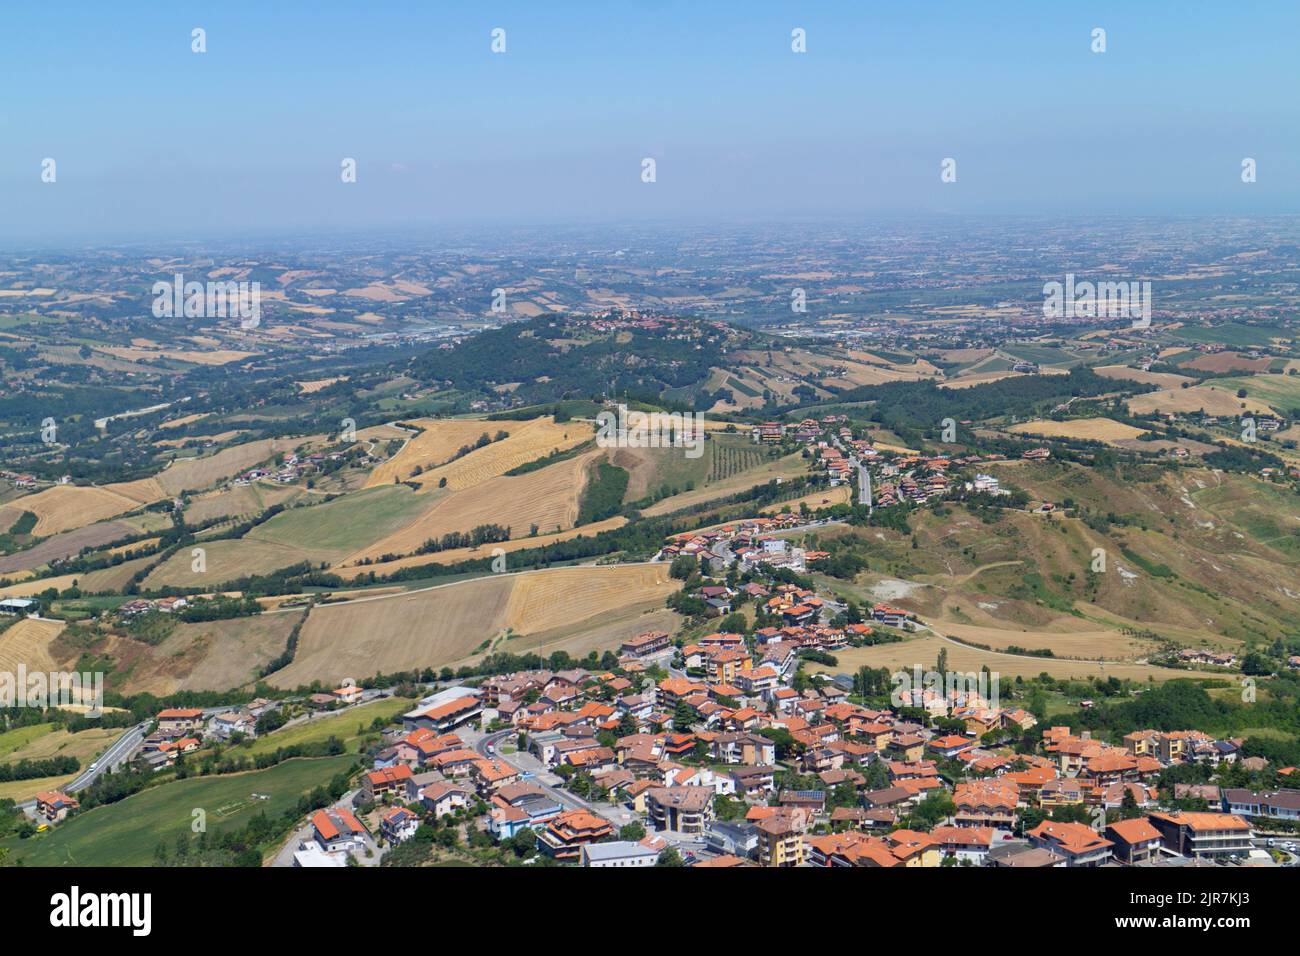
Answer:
[580, 841, 660, 868]
[293, 844, 348, 867]
[0, 598, 36, 616]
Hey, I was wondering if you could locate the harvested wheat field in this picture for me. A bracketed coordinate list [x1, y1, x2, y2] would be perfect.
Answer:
[356, 423, 414, 442]
[154, 436, 315, 496]
[77, 555, 160, 594]
[297, 377, 347, 393]
[0, 574, 81, 599]
[0, 728, 117, 802]
[934, 621, 1156, 660]
[0, 772, 82, 804]
[100, 537, 160, 559]
[766, 484, 851, 514]
[1094, 365, 1196, 389]
[1182, 352, 1272, 374]
[363, 418, 520, 488]
[1007, 418, 1148, 445]
[122, 612, 307, 695]
[106, 477, 169, 504]
[1127, 384, 1274, 418]
[408, 417, 592, 491]
[99, 345, 257, 366]
[804, 633, 1190, 683]
[336, 515, 627, 576]
[267, 575, 516, 686]
[141, 539, 309, 589]
[482, 607, 683, 666]
[8, 438, 311, 536]
[345, 450, 597, 564]
[502, 563, 676, 634]
[183, 482, 302, 525]
[153, 431, 244, 449]
[642, 453, 809, 517]
[2, 726, 118, 768]
[0, 519, 138, 575]
[267, 563, 677, 687]
[0, 618, 65, 675]
[157, 413, 208, 430]
[0, 553, 156, 599]
[12, 486, 145, 536]
[822, 359, 931, 388]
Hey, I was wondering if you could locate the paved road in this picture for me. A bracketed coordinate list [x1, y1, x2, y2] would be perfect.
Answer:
[65, 721, 149, 791]
[475, 729, 600, 814]
[1253, 835, 1300, 866]
[270, 788, 383, 867]
[17, 691, 394, 815]
[854, 460, 872, 512]
[831, 434, 871, 513]
[16, 719, 149, 812]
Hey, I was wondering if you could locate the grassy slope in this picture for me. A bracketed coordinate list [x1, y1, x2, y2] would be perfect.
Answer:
[238, 697, 411, 758]
[807, 461, 1298, 655]
[2, 755, 356, 866]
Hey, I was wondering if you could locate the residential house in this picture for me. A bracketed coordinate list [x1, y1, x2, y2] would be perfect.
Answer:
[34, 791, 79, 823]
[646, 786, 714, 834]
[1222, 788, 1300, 822]
[954, 779, 1018, 830]
[926, 824, 996, 864]
[705, 820, 760, 859]
[537, 809, 614, 860]
[312, 807, 368, 853]
[755, 809, 809, 867]
[156, 707, 205, 736]
[1027, 821, 1114, 867]
[420, 781, 472, 819]
[1147, 811, 1254, 860]
[380, 806, 420, 844]
[362, 764, 415, 800]
[1106, 817, 1164, 865]
[488, 783, 565, 840]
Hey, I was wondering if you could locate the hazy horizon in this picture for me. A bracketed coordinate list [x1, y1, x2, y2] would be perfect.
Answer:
[3, 1, 1297, 245]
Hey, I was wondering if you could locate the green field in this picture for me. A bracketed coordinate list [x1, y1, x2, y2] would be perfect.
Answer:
[0, 313, 65, 330]
[708, 436, 766, 482]
[1193, 479, 1300, 560]
[142, 538, 315, 588]
[144, 484, 430, 587]
[1, 755, 357, 866]
[238, 697, 412, 758]
[1001, 344, 1087, 368]
[1167, 324, 1289, 348]
[246, 483, 428, 553]
[1215, 374, 1300, 417]
[0, 722, 56, 758]
[725, 375, 762, 398]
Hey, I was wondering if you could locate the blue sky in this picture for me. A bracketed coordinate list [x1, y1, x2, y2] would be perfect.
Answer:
[1, 1, 1297, 242]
